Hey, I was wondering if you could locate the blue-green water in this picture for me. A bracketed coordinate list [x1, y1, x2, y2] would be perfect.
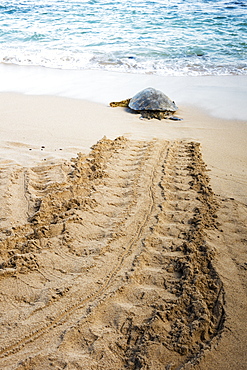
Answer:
[0, 0, 246, 75]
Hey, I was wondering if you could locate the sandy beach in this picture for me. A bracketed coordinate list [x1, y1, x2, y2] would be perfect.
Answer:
[0, 68, 247, 369]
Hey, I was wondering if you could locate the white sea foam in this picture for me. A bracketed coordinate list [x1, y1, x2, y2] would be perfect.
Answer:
[1, 49, 246, 76]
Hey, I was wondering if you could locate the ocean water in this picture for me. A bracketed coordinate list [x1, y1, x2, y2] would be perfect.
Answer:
[0, 0, 246, 76]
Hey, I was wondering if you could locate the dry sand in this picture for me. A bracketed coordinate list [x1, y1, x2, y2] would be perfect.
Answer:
[0, 84, 247, 369]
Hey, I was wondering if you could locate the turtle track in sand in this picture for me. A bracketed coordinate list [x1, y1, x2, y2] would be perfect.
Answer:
[0, 137, 225, 369]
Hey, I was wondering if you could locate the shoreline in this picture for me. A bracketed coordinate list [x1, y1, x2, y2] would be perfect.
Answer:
[1, 64, 247, 120]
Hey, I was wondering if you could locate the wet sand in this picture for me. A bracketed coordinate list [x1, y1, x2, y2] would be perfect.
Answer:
[0, 72, 247, 369]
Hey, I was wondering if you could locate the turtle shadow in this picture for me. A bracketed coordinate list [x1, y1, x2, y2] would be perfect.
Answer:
[124, 107, 138, 115]
[123, 107, 183, 121]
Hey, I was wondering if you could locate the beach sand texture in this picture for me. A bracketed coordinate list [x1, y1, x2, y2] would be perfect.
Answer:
[0, 71, 247, 369]
[0, 132, 246, 369]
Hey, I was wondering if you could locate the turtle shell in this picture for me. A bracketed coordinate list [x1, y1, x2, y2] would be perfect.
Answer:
[128, 87, 178, 112]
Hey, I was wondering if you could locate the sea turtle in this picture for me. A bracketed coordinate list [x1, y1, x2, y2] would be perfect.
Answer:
[110, 87, 180, 120]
